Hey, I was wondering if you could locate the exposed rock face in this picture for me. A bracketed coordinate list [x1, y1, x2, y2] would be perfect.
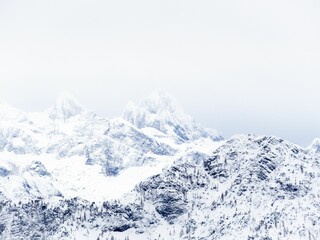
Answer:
[28, 161, 51, 177]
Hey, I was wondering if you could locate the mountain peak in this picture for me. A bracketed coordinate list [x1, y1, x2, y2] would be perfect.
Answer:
[48, 92, 84, 120]
[123, 90, 190, 131]
[140, 90, 183, 114]
[123, 90, 222, 142]
[309, 138, 320, 153]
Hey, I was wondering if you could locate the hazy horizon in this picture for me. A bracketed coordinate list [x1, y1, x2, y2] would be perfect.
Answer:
[1, 0, 320, 146]
[0, 89, 318, 147]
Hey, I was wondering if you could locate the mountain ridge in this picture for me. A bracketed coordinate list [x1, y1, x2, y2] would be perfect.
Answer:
[0, 91, 222, 203]
[0, 134, 320, 239]
[1, 91, 319, 239]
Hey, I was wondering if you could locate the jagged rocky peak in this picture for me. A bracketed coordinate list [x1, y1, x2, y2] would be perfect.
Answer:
[48, 92, 84, 120]
[309, 138, 320, 153]
[123, 90, 186, 127]
[123, 90, 222, 142]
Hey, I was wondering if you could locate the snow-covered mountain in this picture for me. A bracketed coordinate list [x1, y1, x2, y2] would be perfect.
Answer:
[0, 91, 222, 202]
[1, 134, 320, 239]
[123, 90, 222, 142]
[2, 91, 320, 239]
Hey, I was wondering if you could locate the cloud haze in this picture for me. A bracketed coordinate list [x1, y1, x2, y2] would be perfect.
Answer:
[0, 0, 320, 146]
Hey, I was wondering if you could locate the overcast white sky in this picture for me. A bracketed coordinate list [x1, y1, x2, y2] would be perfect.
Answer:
[1, 0, 320, 146]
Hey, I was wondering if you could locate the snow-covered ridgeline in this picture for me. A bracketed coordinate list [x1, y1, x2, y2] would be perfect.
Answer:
[0, 91, 222, 202]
